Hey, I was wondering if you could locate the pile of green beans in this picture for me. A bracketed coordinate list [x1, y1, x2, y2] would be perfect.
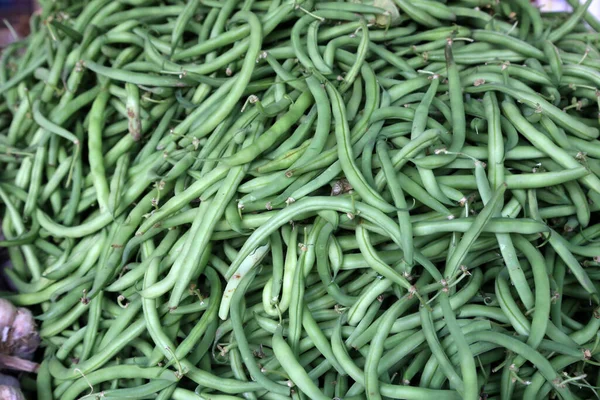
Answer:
[3, 0, 600, 398]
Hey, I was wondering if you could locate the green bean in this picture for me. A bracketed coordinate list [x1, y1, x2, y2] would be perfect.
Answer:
[267, 105, 316, 160]
[169, 152, 248, 309]
[272, 324, 326, 399]
[511, 238, 550, 346]
[355, 225, 412, 290]
[0, 51, 47, 94]
[144, 259, 259, 392]
[444, 184, 506, 277]
[58, 364, 177, 400]
[289, 63, 380, 177]
[315, 224, 358, 307]
[548, 0, 593, 42]
[472, 331, 575, 399]
[353, 269, 482, 349]
[340, 19, 370, 93]
[135, 165, 227, 234]
[469, 83, 599, 139]
[171, 268, 222, 364]
[232, 270, 290, 395]
[79, 290, 103, 362]
[102, 380, 176, 399]
[564, 179, 590, 227]
[420, 297, 464, 392]
[540, 116, 571, 151]
[388, 75, 432, 102]
[139, 211, 205, 301]
[171, 0, 199, 54]
[224, 91, 313, 166]
[439, 293, 478, 399]
[326, 82, 394, 213]
[22, 145, 45, 219]
[87, 90, 111, 213]
[302, 304, 345, 374]
[364, 298, 409, 400]
[307, 21, 332, 75]
[542, 41, 563, 87]
[479, 164, 534, 311]
[294, 77, 330, 166]
[472, 30, 544, 59]
[174, 24, 245, 61]
[503, 101, 600, 194]
[107, 153, 129, 217]
[395, 0, 442, 27]
[0, 185, 41, 279]
[89, 182, 173, 298]
[183, 11, 266, 145]
[331, 318, 461, 400]
[0, 214, 39, 247]
[412, 0, 456, 21]
[549, 229, 599, 301]
[36, 360, 53, 400]
[288, 246, 306, 354]
[39, 156, 72, 203]
[445, 40, 466, 157]
[347, 274, 392, 327]
[32, 101, 79, 146]
[230, 348, 257, 400]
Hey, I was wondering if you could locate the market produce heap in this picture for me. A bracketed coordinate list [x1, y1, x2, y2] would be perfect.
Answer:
[2, 0, 600, 399]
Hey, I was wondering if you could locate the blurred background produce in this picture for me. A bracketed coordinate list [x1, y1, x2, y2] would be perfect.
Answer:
[0, 0, 35, 47]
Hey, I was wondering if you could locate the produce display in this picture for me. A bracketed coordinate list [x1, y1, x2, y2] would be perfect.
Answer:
[3, 0, 600, 399]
